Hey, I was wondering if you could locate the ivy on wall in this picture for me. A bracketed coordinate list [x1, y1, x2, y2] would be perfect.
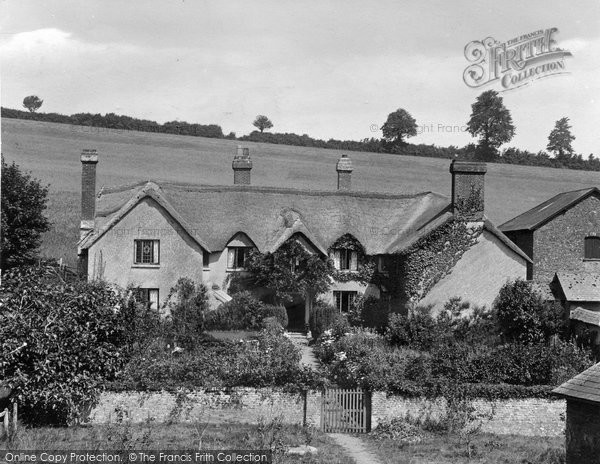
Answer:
[329, 234, 375, 284]
[398, 219, 483, 306]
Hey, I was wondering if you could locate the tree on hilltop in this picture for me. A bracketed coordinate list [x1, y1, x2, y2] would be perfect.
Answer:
[22, 95, 43, 113]
[381, 108, 418, 146]
[467, 90, 515, 161]
[253, 115, 274, 133]
[547, 117, 575, 163]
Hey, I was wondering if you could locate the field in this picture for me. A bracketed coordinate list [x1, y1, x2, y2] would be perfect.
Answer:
[2, 117, 600, 268]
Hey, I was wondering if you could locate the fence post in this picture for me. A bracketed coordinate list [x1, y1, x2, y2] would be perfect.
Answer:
[302, 390, 308, 427]
[12, 402, 17, 433]
[2, 409, 8, 435]
[365, 390, 372, 433]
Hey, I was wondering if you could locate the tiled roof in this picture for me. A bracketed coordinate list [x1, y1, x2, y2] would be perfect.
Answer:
[79, 180, 531, 262]
[570, 307, 600, 327]
[554, 272, 600, 302]
[553, 362, 600, 403]
[499, 188, 600, 232]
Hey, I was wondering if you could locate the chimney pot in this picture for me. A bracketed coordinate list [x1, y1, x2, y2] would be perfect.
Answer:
[336, 154, 353, 190]
[233, 146, 252, 185]
[449, 160, 486, 220]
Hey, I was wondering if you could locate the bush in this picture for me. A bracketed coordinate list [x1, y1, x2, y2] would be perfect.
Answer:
[386, 306, 445, 350]
[0, 265, 128, 425]
[163, 278, 209, 349]
[309, 301, 341, 338]
[348, 296, 390, 332]
[204, 291, 265, 330]
[262, 304, 288, 329]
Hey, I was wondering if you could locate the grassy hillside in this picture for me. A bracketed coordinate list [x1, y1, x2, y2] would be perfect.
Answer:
[3, 118, 600, 267]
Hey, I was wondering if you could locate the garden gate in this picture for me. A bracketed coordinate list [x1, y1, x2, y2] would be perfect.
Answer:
[321, 388, 371, 433]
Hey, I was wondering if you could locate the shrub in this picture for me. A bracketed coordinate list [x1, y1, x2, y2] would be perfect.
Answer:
[309, 301, 341, 338]
[386, 306, 445, 350]
[262, 304, 288, 329]
[494, 279, 566, 344]
[204, 291, 265, 330]
[0, 265, 128, 425]
[348, 296, 390, 332]
[163, 278, 209, 349]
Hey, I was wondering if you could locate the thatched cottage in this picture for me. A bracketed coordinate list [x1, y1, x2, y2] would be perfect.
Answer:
[77, 148, 528, 329]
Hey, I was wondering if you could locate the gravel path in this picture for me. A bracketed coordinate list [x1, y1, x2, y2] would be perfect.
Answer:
[328, 433, 382, 464]
[287, 332, 320, 370]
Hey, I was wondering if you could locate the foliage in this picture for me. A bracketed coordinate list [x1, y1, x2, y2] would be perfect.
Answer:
[114, 330, 308, 391]
[547, 117, 575, 162]
[252, 115, 273, 133]
[204, 292, 288, 330]
[244, 237, 335, 305]
[163, 278, 209, 349]
[381, 108, 418, 146]
[347, 295, 390, 332]
[494, 279, 567, 344]
[1, 157, 50, 270]
[309, 301, 343, 338]
[22, 95, 43, 113]
[370, 417, 423, 443]
[466, 90, 515, 160]
[0, 265, 128, 425]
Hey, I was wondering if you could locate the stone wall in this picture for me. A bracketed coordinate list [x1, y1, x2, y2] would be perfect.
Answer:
[533, 194, 600, 282]
[89, 389, 566, 437]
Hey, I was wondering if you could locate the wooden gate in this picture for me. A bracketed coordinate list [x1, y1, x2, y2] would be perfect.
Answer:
[321, 388, 371, 433]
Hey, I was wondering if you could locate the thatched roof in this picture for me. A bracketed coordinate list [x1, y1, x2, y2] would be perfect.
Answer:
[79, 180, 529, 261]
[499, 187, 600, 232]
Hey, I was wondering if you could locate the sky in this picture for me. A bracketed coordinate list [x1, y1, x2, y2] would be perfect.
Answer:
[1, 0, 599, 155]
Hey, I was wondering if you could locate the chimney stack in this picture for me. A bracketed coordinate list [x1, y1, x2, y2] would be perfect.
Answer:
[232, 145, 252, 185]
[80, 149, 98, 237]
[449, 160, 486, 221]
[336, 154, 353, 190]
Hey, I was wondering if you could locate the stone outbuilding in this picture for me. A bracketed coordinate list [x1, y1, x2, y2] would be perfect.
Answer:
[553, 362, 600, 464]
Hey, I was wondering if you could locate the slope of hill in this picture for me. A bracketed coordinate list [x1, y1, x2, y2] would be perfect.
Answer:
[2, 118, 600, 268]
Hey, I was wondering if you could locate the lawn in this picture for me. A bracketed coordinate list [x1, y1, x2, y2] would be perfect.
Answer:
[3, 422, 352, 464]
[3, 117, 600, 267]
[364, 432, 565, 464]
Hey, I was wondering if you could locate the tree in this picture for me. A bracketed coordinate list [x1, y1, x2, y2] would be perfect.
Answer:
[1, 157, 50, 270]
[22, 95, 43, 113]
[253, 115, 273, 133]
[547, 117, 575, 162]
[466, 90, 515, 161]
[244, 238, 335, 312]
[0, 265, 129, 425]
[381, 108, 418, 145]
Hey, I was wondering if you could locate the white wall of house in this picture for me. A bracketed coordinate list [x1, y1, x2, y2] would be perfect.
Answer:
[87, 198, 204, 305]
[418, 229, 527, 312]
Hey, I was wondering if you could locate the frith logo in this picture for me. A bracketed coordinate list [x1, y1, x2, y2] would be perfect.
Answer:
[463, 28, 572, 91]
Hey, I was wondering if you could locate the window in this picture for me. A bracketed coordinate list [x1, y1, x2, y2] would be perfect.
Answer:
[135, 288, 159, 310]
[203, 250, 210, 270]
[134, 239, 159, 264]
[332, 249, 358, 271]
[334, 291, 358, 313]
[227, 246, 250, 270]
[377, 256, 388, 273]
[585, 236, 600, 259]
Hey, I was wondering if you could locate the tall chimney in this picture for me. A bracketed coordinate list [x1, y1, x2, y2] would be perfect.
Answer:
[336, 154, 353, 190]
[80, 149, 98, 237]
[232, 145, 252, 185]
[450, 160, 486, 220]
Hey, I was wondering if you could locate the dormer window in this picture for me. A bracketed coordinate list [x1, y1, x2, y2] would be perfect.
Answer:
[226, 232, 255, 271]
[331, 249, 358, 271]
[585, 236, 600, 260]
[227, 247, 249, 270]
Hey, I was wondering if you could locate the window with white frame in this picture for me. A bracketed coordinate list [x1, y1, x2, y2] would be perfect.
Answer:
[134, 239, 159, 264]
[333, 290, 358, 313]
[135, 288, 159, 310]
[331, 249, 358, 271]
[227, 246, 250, 270]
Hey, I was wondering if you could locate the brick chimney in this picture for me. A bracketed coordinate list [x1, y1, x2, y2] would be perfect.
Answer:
[450, 160, 486, 220]
[232, 145, 252, 185]
[80, 149, 98, 237]
[336, 154, 353, 190]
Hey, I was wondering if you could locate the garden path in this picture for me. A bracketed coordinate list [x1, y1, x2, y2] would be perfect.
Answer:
[328, 433, 383, 464]
[287, 332, 320, 370]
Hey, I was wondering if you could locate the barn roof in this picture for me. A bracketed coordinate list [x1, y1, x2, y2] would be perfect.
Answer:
[553, 272, 600, 302]
[79, 180, 530, 262]
[553, 362, 600, 404]
[570, 307, 600, 327]
[499, 187, 600, 232]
